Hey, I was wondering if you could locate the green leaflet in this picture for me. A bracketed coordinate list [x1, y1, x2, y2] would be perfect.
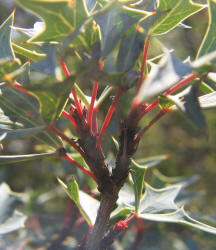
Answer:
[197, 0, 216, 64]
[28, 76, 75, 124]
[14, 0, 88, 42]
[58, 178, 99, 225]
[0, 12, 15, 60]
[150, 0, 206, 35]
[0, 151, 57, 165]
[0, 183, 27, 235]
[12, 43, 47, 62]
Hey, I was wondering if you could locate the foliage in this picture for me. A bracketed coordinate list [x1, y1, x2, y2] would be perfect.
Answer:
[0, 0, 216, 249]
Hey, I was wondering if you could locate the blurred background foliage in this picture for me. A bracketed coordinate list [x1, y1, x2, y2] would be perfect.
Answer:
[0, 0, 216, 249]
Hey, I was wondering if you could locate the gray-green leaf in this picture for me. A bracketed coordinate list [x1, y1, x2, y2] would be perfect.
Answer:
[0, 182, 26, 234]
[197, 0, 216, 64]
[58, 178, 99, 225]
[0, 12, 15, 60]
[137, 52, 193, 102]
[150, 0, 206, 35]
[139, 207, 216, 235]
[139, 183, 182, 214]
[0, 151, 57, 165]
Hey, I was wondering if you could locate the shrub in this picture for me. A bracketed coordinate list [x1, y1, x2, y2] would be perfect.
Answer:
[1, 0, 216, 249]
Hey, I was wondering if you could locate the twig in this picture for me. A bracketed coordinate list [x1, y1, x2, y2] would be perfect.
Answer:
[97, 88, 124, 145]
[88, 81, 98, 133]
[62, 110, 78, 130]
[136, 37, 150, 93]
[64, 154, 97, 183]
[49, 125, 85, 159]
[135, 110, 167, 142]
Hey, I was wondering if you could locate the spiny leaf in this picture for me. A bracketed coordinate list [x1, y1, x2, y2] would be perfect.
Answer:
[0, 182, 27, 234]
[0, 151, 57, 165]
[12, 43, 46, 62]
[139, 207, 216, 235]
[139, 183, 182, 214]
[116, 29, 145, 72]
[58, 178, 99, 225]
[14, 0, 88, 42]
[197, 0, 216, 63]
[166, 84, 208, 134]
[28, 76, 75, 124]
[137, 52, 193, 102]
[0, 126, 45, 142]
[0, 12, 15, 60]
[150, 0, 206, 35]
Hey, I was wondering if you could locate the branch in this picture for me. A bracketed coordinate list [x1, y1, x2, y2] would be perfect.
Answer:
[88, 82, 98, 133]
[62, 110, 78, 130]
[136, 37, 150, 93]
[85, 193, 118, 250]
[97, 88, 124, 145]
[135, 110, 168, 142]
[133, 73, 198, 125]
[49, 125, 86, 159]
[64, 154, 97, 183]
